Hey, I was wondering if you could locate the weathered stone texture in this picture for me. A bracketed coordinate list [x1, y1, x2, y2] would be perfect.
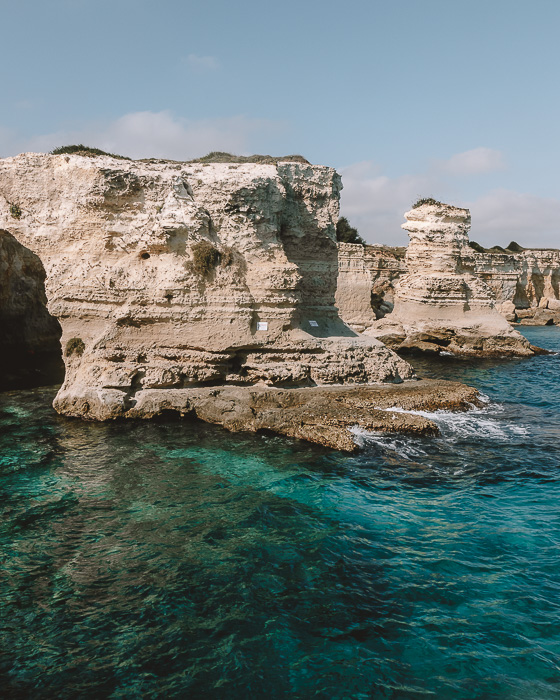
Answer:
[335, 243, 406, 331]
[0, 153, 414, 417]
[364, 202, 535, 356]
[337, 237, 560, 330]
[84, 380, 481, 452]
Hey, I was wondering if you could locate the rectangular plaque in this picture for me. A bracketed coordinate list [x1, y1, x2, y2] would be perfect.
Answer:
[257, 321, 268, 331]
[308, 320, 319, 327]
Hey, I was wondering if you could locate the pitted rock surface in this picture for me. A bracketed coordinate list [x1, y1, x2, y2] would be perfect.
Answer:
[0, 153, 414, 416]
[364, 202, 535, 356]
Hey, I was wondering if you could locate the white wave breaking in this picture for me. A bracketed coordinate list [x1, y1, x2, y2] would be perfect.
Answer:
[350, 399, 529, 458]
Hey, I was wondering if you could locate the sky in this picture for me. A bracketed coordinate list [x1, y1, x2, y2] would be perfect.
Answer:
[1, 0, 559, 247]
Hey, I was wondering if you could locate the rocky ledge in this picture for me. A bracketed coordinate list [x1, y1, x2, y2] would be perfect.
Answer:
[57, 379, 482, 452]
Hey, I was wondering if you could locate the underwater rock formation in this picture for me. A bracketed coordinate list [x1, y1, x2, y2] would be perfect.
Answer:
[121, 379, 482, 452]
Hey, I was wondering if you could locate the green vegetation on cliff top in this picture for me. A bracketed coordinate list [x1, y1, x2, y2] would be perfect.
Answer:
[50, 144, 130, 160]
[187, 152, 310, 165]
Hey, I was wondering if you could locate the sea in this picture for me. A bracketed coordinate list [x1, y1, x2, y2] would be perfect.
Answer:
[1, 326, 559, 699]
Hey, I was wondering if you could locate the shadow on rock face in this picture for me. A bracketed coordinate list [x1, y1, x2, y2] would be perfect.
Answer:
[0, 229, 64, 390]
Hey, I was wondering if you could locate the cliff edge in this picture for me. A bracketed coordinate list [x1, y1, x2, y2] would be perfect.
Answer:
[0, 153, 414, 420]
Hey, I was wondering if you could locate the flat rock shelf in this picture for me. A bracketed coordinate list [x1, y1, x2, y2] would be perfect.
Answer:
[60, 379, 482, 452]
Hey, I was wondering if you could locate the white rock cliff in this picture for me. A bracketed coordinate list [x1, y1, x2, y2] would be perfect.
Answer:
[0, 153, 414, 419]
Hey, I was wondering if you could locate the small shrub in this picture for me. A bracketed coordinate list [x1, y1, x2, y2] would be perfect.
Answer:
[336, 216, 365, 245]
[188, 152, 310, 165]
[65, 337, 85, 357]
[506, 241, 524, 252]
[9, 203, 22, 219]
[220, 246, 235, 266]
[191, 241, 221, 276]
[469, 241, 487, 253]
[50, 144, 130, 160]
[411, 197, 444, 209]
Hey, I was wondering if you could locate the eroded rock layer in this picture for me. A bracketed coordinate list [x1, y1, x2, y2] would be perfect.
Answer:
[89, 380, 481, 452]
[0, 153, 414, 417]
[337, 243, 560, 330]
[364, 202, 535, 356]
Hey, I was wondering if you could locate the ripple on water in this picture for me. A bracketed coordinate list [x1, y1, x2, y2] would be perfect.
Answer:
[0, 327, 559, 698]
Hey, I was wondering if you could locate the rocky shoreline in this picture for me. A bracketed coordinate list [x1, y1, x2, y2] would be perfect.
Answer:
[57, 379, 481, 452]
[0, 152, 552, 451]
[336, 242, 560, 333]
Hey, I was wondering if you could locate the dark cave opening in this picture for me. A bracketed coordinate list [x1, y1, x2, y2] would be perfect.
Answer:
[0, 230, 64, 391]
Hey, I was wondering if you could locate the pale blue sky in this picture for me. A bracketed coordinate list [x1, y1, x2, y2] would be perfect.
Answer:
[1, 0, 559, 246]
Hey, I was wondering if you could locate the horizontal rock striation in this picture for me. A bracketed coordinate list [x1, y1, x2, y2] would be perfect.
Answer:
[364, 202, 535, 356]
[337, 242, 560, 330]
[0, 153, 414, 418]
[335, 242, 406, 331]
[476, 249, 560, 325]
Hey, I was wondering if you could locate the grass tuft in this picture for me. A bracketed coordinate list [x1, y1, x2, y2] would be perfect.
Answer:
[65, 337, 85, 357]
[191, 241, 221, 276]
[9, 203, 22, 219]
[51, 144, 130, 160]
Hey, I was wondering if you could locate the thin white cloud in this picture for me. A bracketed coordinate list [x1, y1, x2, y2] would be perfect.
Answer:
[439, 147, 505, 176]
[340, 155, 559, 248]
[339, 161, 439, 245]
[184, 53, 220, 72]
[467, 189, 560, 248]
[0, 110, 285, 161]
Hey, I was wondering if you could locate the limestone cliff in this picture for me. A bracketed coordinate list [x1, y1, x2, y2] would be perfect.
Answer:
[476, 249, 560, 325]
[0, 153, 413, 418]
[337, 236, 560, 331]
[364, 202, 535, 356]
[335, 243, 406, 331]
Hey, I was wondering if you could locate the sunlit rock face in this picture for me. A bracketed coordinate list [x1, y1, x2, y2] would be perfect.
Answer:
[0, 153, 413, 418]
[396, 203, 495, 312]
[476, 249, 560, 325]
[335, 243, 406, 331]
[336, 243, 560, 330]
[365, 202, 535, 357]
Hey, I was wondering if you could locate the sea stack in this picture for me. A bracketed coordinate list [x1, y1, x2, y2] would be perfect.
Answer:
[366, 200, 535, 356]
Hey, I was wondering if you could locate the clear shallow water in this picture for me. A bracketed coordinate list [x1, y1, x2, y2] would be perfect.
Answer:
[0, 327, 559, 699]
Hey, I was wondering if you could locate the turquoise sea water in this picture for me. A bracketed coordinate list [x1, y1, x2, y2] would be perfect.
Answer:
[1, 327, 559, 699]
